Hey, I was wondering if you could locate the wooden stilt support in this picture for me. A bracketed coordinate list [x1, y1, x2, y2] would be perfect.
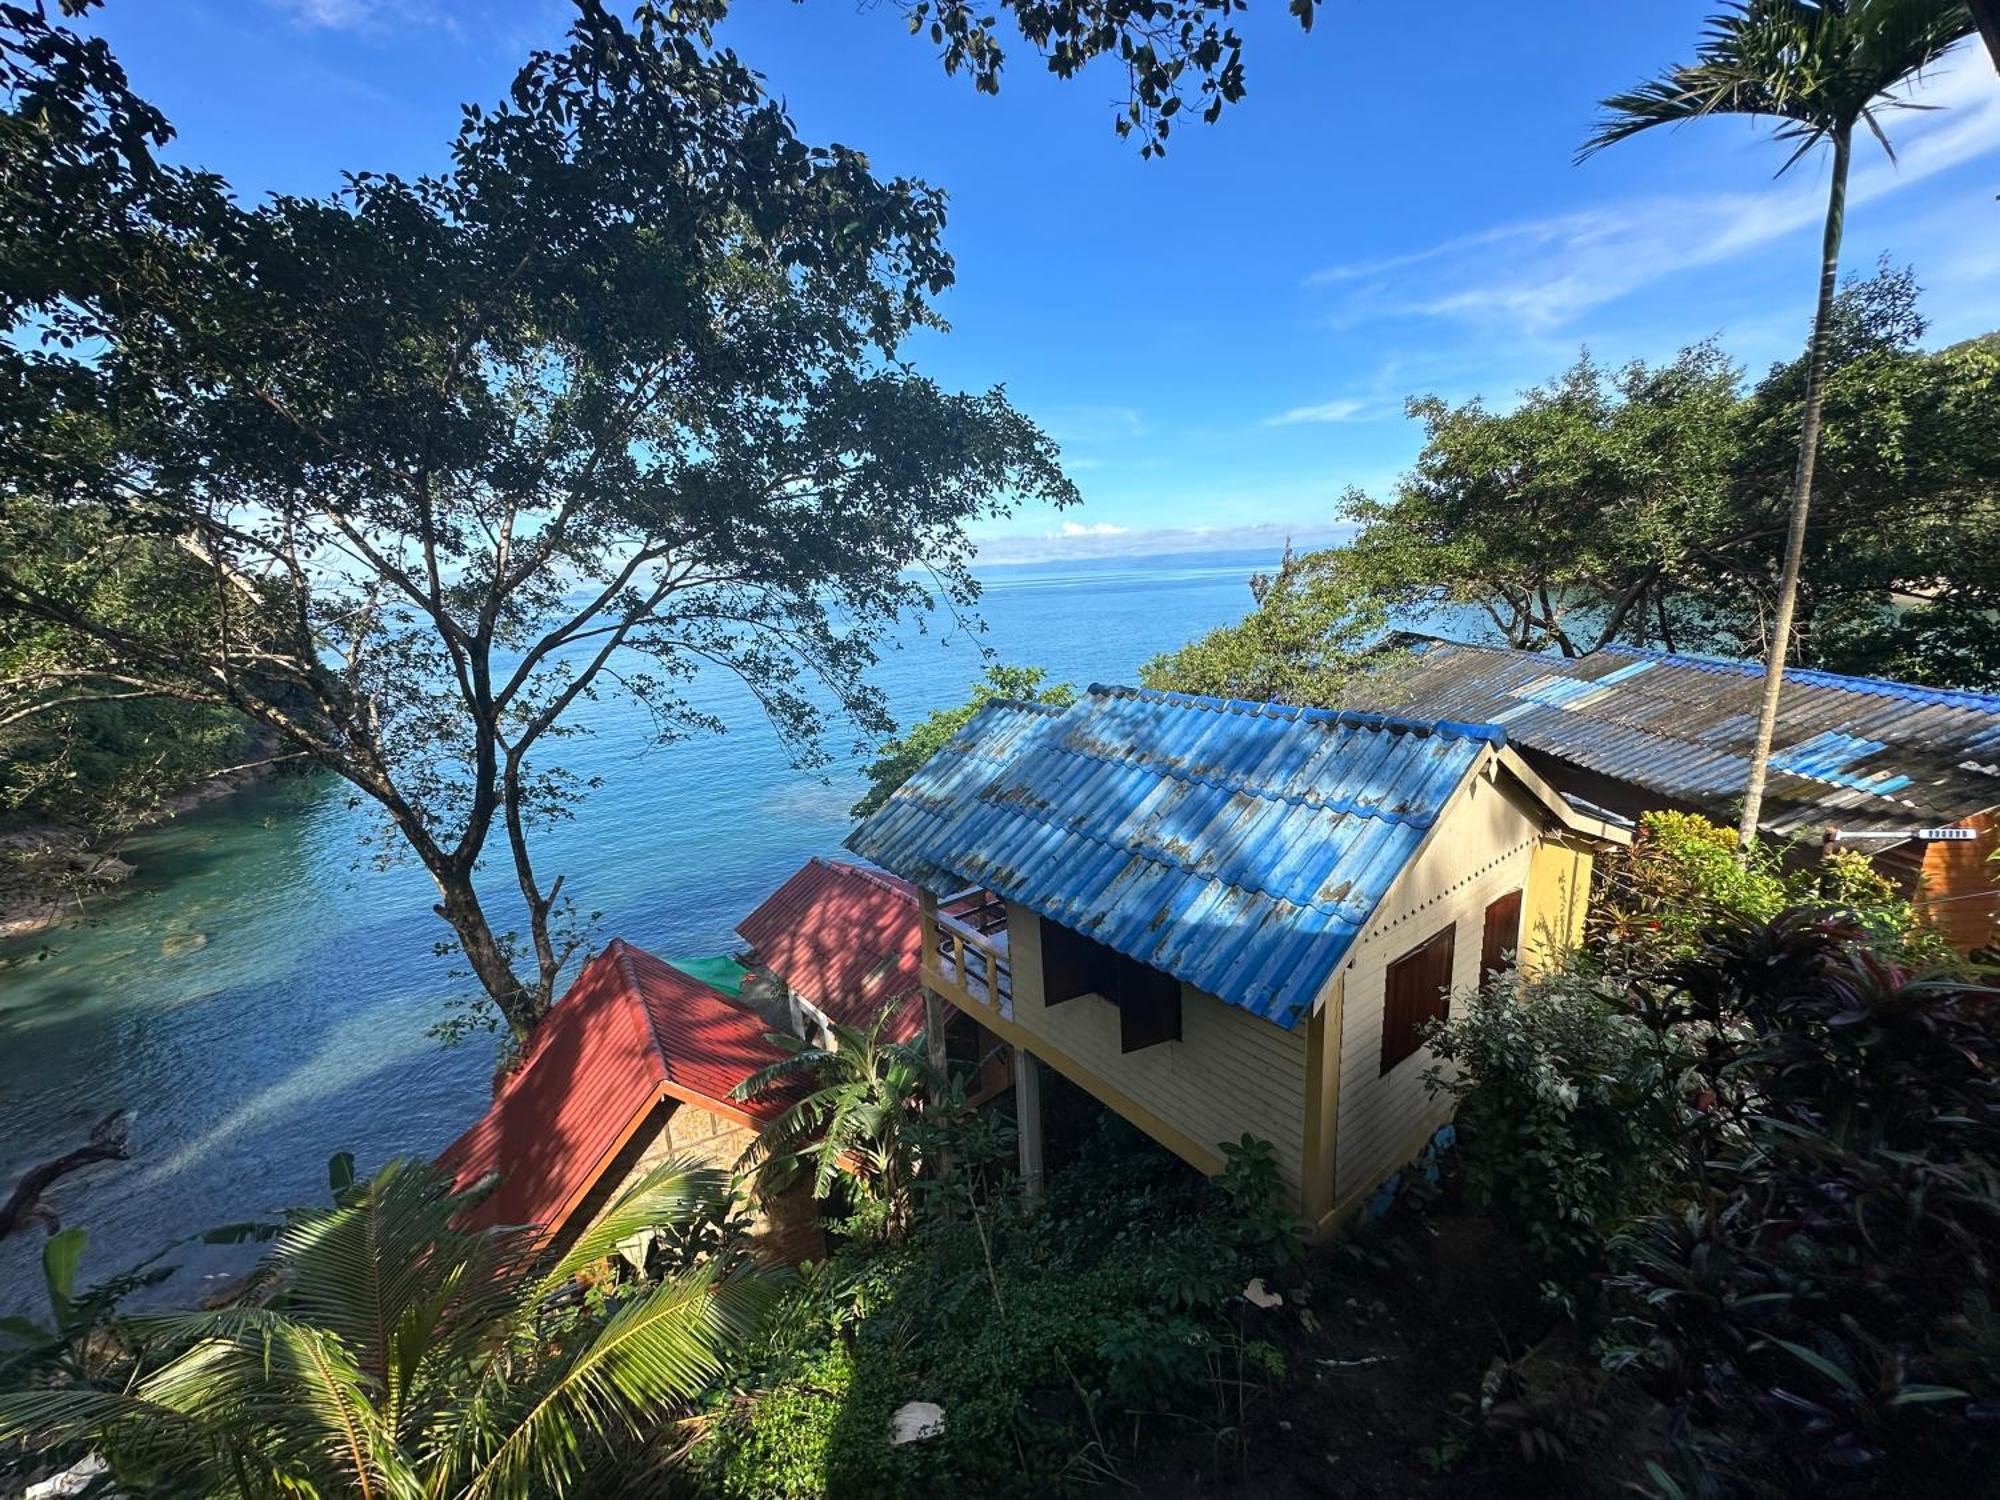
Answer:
[1015, 1047, 1045, 1205]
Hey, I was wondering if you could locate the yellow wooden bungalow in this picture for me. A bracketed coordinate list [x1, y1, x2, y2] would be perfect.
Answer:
[848, 684, 1628, 1238]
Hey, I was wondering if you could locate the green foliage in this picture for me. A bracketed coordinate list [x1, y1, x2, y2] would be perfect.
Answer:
[1140, 544, 1385, 704]
[1177, 269, 2000, 699]
[1591, 809, 1950, 966]
[0, 1229, 173, 1393]
[1425, 960, 1699, 1314]
[892, 0, 1322, 157]
[0, 1154, 774, 1500]
[692, 1118, 1286, 1497]
[0, 1, 1075, 1037]
[852, 665, 1076, 819]
[1606, 913, 2000, 1496]
[1215, 1133, 1306, 1269]
[734, 1003, 944, 1241]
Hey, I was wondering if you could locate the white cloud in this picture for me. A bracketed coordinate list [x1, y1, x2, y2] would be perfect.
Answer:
[1056, 520, 1129, 537]
[1308, 48, 2000, 335]
[1039, 404, 1147, 445]
[1262, 398, 1372, 426]
[265, 0, 458, 33]
[979, 519, 1356, 566]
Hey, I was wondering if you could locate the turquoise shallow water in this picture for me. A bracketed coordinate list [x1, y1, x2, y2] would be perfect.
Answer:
[0, 548, 1327, 1308]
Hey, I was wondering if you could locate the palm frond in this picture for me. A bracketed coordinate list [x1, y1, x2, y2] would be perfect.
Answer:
[271, 1157, 480, 1418]
[729, 1043, 833, 1103]
[464, 1266, 774, 1500]
[1579, 0, 1972, 165]
[528, 1158, 729, 1302]
[139, 1323, 416, 1500]
[0, 1388, 222, 1485]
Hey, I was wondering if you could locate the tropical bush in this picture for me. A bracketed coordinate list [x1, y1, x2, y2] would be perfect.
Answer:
[1424, 959, 1700, 1314]
[1589, 809, 1949, 966]
[0, 1154, 772, 1500]
[1607, 912, 2000, 1497]
[732, 1007, 944, 1243]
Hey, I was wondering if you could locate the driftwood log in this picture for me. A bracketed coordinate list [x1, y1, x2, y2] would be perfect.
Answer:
[0, 1110, 130, 1238]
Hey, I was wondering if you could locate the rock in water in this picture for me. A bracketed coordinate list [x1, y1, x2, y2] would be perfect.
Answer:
[161, 931, 208, 956]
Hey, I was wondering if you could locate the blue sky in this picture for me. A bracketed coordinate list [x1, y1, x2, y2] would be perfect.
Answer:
[81, 2, 2000, 562]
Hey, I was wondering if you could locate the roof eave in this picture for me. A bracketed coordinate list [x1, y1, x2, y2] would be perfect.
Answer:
[1495, 745, 1633, 846]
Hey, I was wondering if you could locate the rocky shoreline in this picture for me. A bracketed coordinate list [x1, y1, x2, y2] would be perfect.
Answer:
[0, 753, 288, 943]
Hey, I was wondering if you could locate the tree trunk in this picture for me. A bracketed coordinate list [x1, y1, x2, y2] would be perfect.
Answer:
[1736, 126, 1850, 851]
[433, 872, 544, 1042]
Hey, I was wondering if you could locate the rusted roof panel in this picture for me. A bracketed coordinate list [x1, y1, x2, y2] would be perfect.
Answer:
[435, 940, 792, 1241]
[1351, 636, 2000, 835]
[736, 858, 926, 1042]
[848, 685, 1500, 1030]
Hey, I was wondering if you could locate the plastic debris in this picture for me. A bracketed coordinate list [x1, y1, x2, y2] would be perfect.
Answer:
[1243, 1277, 1284, 1309]
[890, 1400, 946, 1445]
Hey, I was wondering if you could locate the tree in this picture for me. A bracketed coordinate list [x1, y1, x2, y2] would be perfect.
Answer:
[851, 663, 1076, 818]
[0, 1155, 773, 1500]
[1155, 272, 1999, 704]
[884, 0, 1322, 156]
[732, 1006, 941, 1242]
[0, 1, 1075, 1041]
[1580, 0, 1976, 847]
[1139, 544, 1385, 702]
[1349, 346, 1745, 658]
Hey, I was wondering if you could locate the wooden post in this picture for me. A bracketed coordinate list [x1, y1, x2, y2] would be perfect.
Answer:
[1015, 1047, 1045, 1206]
[923, 987, 948, 1104]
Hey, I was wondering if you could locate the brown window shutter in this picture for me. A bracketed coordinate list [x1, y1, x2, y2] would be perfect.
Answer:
[1381, 923, 1457, 1074]
[1115, 954, 1182, 1052]
[1041, 917, 1115, 1005]
[1480, 889, 1524, 986]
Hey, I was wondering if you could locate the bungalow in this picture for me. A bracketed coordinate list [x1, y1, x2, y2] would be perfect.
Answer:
[735, 855, 1012, 1100]
[846, 683, 1628, 1237]
[435, 940, 824, 1266]
[1348, 635, 2000, 953]
[433, 856, 1009, 1268]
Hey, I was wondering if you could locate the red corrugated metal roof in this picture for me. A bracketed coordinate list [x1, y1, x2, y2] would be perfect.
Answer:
[435, 939, 793, 1240]
[737, 858, 926, 1042]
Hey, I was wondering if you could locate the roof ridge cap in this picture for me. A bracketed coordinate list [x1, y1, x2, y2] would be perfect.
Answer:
[1083, 680, 1505, 744]
[605, 939, 674, 1078]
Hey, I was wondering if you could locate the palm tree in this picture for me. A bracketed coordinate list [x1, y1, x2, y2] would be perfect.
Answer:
[0, 1156, 771, 1499]
[732, 1005, 940, 1241]
[1581, 0, 1974, 848]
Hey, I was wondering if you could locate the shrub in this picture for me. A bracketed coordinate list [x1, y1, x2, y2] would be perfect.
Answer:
[1590, 810, 1953, 968]
[1425, 959, 1699, 1314]
[1607, 912, 2000, 1497]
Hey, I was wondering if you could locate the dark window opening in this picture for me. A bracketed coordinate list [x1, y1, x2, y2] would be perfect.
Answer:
[1039, 917, 1182, 1051]
[1480, 889, 1525, 987]
[1041, 917, 1117, 1005]
[1382, 924, 1456, 1075]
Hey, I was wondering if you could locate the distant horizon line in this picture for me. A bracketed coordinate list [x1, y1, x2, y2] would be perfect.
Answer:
[971, 518, 1358, 567]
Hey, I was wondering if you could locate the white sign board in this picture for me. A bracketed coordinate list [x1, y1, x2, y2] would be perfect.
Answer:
[1831, 827, 1977, 843]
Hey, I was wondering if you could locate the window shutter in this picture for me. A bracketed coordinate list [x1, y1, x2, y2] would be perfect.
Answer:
[1041, 917, 1115, 1005]
[1480, 889, 1524, 986]
[1116, 955, 1182, 1052]
[1381, 924, 1456, 1074]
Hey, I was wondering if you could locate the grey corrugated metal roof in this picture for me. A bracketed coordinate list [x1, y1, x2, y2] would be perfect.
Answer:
[847, 684, 1502, 1030]
[1349, 636, 2000, 835]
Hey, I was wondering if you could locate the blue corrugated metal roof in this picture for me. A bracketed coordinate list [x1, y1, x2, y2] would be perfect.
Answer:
[847, 684, 1502, 1031]
[1349, 636, 2000, 834]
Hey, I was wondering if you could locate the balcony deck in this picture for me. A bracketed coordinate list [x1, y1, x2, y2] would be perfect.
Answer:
[922, 890, 1013, 1020]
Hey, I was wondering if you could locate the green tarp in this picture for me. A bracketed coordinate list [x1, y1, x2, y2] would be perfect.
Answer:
[667, 952, 750, 997]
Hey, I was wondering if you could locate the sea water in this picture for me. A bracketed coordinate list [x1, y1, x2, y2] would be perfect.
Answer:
[0, 548, 1345, 1306]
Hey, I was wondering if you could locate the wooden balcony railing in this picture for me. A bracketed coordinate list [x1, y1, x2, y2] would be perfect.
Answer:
[921, 898, 1013, 1021]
